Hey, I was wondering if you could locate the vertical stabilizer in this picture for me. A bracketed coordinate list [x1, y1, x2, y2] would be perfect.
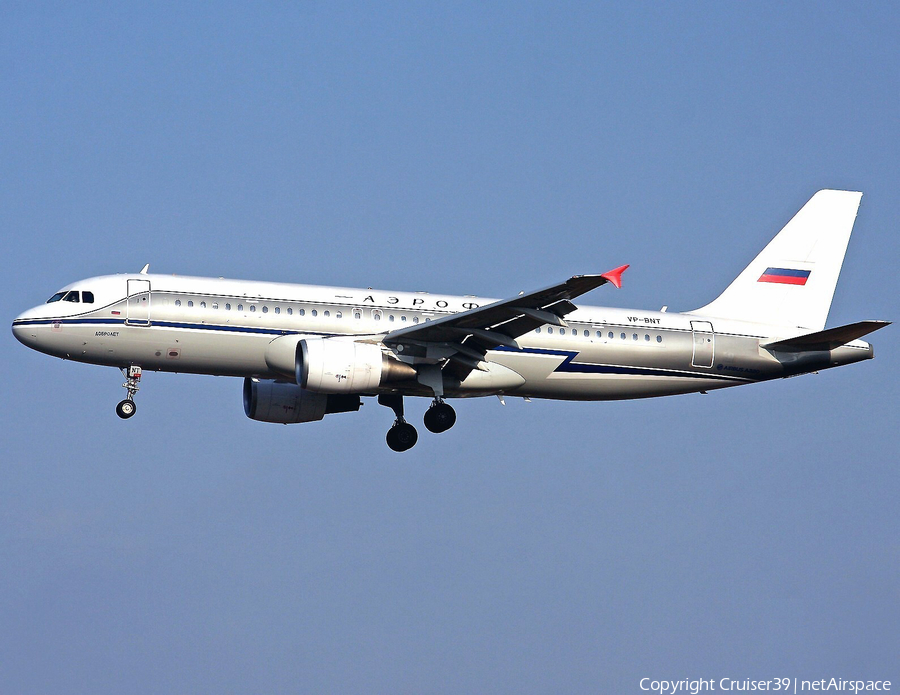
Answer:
[690, 190, 862, 331]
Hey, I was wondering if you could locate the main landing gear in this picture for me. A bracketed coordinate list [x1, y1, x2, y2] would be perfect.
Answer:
[379, 394, 417, 452]
[378, 395, 457, 452]
[386, 421, 418, 452]
[424, 399, 456, 433]
[116, 365, 141, 420]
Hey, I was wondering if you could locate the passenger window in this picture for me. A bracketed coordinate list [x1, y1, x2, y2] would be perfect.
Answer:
[286, 307, 292, 315]
[82, 291, 95, 304]
[535, 327, 541, 333]
[354, 311, 361, 319]
[64, 291, 79, 302]
[401, 315, 407, 322]
[413, 317, 419, 324]
[46, 292, 66, 303]
[335, 311, 342, 319]
[633, 333, 638, 340]
[547, 327, 553, 334]
[212, 303, 218, 310]
[175, 300, 182, 307]
[238, 304, 243, 311]
[188, 301, 194, 308]
[250, 305, 256, 312]
[559, 328, 565, 335]
[620, 333, 626, 340]
[596, 331, 602, 338]
[225, 303, 231, 310]
[324, 310, 330, 317]
[200, 302, 207, 308]
[657, 335, 663, 343]
[645, 334, 650, 341]
[584, 330, 589, 337]
[299, 309, 305, 316]
[262, 306, 268, 313]
[312, 309, 318, 317]
[274, 307, 280, 314]
[608, 331, 614, 339]
[389, 315, 395, 322]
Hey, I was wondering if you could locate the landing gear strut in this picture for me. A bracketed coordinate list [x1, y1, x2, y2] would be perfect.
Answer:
[116, 365, 141, 420]
[424, 399, 456, 433]
[379, 394, 418, 452]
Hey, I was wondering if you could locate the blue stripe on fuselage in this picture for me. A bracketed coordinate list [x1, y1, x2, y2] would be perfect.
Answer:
[13, 318, 754, 382]
[492, 345, 752, 382]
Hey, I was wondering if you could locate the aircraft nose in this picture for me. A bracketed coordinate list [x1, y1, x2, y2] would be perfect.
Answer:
[11, 309, 41, 348]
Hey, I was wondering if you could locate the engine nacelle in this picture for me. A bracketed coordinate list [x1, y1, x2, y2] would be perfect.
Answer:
[297, 338, 416, 394]
[243, 378, 360, 424]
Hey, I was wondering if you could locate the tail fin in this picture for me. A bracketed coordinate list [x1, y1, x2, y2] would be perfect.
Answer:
[691, 190, 863, 330]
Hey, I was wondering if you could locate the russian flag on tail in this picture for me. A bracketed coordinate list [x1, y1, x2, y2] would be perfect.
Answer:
[758, 267, 811, 285]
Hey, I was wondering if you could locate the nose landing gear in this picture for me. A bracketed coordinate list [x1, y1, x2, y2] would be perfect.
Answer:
[424, 399, 456, 433]
[116, 365, 141, 419]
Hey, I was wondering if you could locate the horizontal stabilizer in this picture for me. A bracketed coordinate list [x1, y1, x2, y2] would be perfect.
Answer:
[762, 320, 890, 351]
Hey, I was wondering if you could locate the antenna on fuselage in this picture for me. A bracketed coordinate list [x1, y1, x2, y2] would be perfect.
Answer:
[139, 264, 150, 274]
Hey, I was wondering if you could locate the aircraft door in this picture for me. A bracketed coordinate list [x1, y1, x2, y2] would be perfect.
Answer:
[690, 320, 715, 368]
[126, 279, 151, 326]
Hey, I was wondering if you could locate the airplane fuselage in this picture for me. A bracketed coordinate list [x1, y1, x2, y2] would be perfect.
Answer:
[12, 272, 873, 402]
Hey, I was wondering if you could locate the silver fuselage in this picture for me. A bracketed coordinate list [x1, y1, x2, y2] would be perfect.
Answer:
[12, 273, 873, 400]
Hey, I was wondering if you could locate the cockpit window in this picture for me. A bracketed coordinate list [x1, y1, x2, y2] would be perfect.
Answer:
[82, 291, 95, 303]
[63, 291, 80, 303]
[47, 292, 66, 303]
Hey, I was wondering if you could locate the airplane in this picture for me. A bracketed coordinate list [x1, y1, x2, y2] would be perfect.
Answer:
[12, 189, 889, 451]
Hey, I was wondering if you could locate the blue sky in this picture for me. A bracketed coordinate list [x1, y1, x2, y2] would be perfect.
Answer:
[2, 2, 897, 693]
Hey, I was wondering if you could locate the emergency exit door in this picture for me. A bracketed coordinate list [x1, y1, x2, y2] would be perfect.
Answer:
[690, 321, 715, 368]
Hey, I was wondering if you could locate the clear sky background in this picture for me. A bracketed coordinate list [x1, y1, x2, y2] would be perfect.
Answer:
[2, 2, 897, 693]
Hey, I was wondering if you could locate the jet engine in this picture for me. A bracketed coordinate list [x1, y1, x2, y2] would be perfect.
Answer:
[297, 338, 416, 394]
[243, 377, 361, 424]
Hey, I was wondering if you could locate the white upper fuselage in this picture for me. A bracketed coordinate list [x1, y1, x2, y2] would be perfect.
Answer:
[11, 272, 874, 402]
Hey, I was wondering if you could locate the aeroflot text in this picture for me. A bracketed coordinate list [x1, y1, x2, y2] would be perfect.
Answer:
[639, 679, 891, 694]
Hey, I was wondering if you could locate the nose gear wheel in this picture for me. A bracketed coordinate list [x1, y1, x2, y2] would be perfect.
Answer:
[117, 366, 142, 419]
[116, 399, 137, 419]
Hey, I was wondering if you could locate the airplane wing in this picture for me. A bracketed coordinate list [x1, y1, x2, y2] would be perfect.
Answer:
[382, 265, 628, 378]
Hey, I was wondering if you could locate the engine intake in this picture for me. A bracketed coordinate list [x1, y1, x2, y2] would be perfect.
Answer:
[243, 378, 360, 424]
